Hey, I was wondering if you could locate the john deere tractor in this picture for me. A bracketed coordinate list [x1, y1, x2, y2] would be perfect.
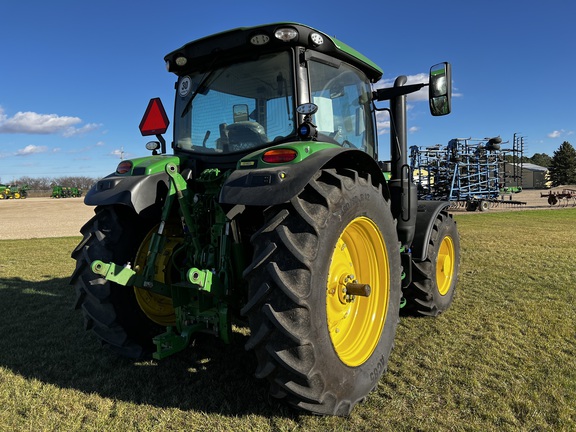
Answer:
[71, 23, 459, 416]
[0, 184, 28, 199]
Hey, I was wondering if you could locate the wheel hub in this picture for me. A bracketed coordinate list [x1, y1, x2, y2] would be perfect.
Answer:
[326, 216, 389, 367]
[436, 235, 455, 296]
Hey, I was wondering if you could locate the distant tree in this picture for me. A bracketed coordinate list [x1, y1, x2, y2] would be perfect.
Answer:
[549, 141, 576, 186]
[53, 176, 96, 190]
[10, 176, 97, 191]
[12, 176, 52, 189]
[529, 153, 552, 168]
[502, 153, 552, 167]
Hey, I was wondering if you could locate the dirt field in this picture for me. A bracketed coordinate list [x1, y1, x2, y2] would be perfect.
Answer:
[0, 187, 574, 240]
[0, 197, 95, 240]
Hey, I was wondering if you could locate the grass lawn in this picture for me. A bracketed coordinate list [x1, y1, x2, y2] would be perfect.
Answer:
[0, 208, 575, 431]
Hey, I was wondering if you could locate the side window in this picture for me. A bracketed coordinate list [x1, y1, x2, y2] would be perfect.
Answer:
[309, 61, 374, 154]
[266, 95, 294, 141]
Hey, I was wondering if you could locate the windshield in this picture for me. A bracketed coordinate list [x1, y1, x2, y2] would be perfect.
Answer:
[174, 51, 295, 154]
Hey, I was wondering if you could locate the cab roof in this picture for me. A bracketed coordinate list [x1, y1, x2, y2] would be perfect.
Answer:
[165, 22, 383, 82]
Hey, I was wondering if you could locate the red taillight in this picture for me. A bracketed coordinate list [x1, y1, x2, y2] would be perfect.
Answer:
[116, 160, 133, 174]
[139, 98, 170, 136]
[262, 149, 298, 163]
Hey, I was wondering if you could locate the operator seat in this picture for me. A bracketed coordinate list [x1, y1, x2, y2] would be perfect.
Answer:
[225, 121, 268, 151]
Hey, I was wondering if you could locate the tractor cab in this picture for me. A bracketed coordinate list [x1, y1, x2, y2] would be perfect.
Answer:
[162, 24, 381, 161]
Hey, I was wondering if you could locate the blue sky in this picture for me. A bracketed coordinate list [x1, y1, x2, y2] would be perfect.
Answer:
[1, 1, 574, 181]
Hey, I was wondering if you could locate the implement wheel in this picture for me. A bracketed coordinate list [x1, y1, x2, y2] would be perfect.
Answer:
[479, 200, 490, 211]
[70, 206, 160, 358]
[404, 210, 460, 316]
[242, 168, 401, 416]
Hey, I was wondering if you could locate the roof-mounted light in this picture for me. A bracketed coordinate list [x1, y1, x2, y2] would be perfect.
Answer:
[250, 34, 270, 46]
[310, 32, 324, 46]
[175, 56, 188, 66]
[274, 27, 298, 42]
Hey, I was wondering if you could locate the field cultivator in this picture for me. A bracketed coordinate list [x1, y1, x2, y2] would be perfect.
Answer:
[541, 189, 576, 206]
[410, 135, 526, 211]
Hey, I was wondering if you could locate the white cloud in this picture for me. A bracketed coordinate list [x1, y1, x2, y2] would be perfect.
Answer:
[15, 145, 48, 156]
[0, 106, 99, 136]
[548, 129, 574, 139]
[548, 130, 563, 138]
[375, 110, 390, 135]
[63, 122, 102, 137]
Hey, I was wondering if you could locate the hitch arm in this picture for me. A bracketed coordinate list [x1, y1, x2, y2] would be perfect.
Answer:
[91, 260, 137, 286]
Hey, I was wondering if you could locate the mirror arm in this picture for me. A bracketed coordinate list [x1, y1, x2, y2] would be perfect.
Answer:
[373, 83, 427, 102]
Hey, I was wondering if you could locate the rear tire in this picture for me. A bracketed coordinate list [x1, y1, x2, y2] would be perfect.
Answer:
[242, 168, 401, 416]
[404, 211, 460, 316]
[70, 206, 159, 358]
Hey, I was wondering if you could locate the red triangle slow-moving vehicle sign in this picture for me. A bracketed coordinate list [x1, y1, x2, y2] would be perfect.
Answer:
[139, 98, 170, 136]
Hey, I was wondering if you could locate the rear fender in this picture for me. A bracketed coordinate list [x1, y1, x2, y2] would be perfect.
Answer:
[219, 147, 389, 206]
[411, 200, 451, 261]
[85, 172, 170, 217]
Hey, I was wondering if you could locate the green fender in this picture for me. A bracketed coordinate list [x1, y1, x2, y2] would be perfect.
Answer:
[84, 155, 180, 216]
[219, 147, 389, 207]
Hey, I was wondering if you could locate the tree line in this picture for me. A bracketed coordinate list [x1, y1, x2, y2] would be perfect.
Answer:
[0, 176, 97, 191]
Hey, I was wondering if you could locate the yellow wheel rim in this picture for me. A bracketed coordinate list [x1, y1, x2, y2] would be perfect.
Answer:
[133, 226, 179, 326]
[326, 216, 389, 367]
[436, 235, 455, 296]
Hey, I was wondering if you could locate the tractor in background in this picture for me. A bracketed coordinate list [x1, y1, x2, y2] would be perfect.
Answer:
[0, 184, 28, 199]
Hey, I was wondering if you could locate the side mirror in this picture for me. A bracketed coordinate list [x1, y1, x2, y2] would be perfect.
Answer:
[429, 62, 452, 116]
[233, 104, 249, 122]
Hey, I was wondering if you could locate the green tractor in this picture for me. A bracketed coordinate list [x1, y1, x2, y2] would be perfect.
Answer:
[0, 184, 28, 199]
[52, 185, 82, 198]
[71, 23, 459, 416]
[51, 186, 64, 198]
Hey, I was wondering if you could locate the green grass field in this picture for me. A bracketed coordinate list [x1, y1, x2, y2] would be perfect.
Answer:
[1, 208, 575, 431]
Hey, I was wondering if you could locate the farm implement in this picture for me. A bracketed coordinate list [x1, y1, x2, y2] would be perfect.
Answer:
[410, 136, 526, 211]
[542, 188, 576, 206]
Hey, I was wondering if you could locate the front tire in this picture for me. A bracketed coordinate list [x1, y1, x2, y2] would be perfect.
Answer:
[404, 211, 460, 316]
[242, 168, 401, 416]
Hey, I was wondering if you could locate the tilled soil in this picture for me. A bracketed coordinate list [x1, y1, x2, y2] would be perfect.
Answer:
[0, 187, 574, 240]
[0, 197, 95, 240]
